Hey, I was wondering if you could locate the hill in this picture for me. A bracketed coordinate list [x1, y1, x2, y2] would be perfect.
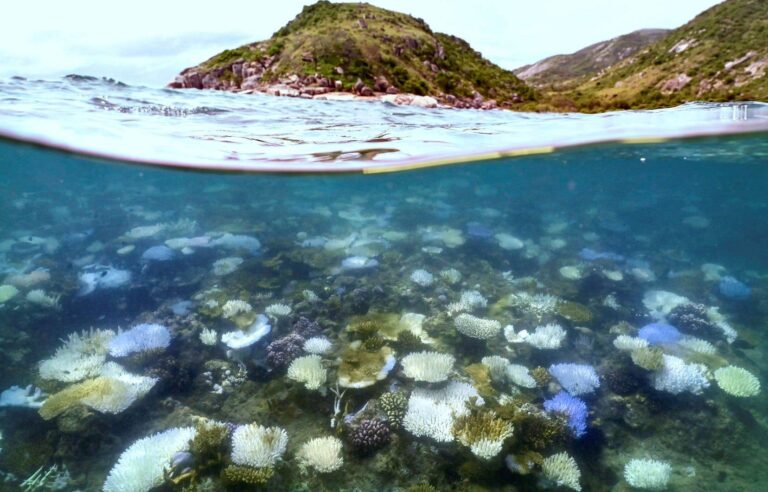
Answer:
[514, 29, 669, 89]
[170, 1, 535, 109]
[563, 0, 768, 111]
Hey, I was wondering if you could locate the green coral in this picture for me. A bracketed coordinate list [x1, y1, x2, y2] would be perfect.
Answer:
[363, 333, 385, 351]
[631, 346, 665, 371]
[221, 465, 274, 486]
[556, 301, 593, 324]
[395, 330, 424, 352]
[347, 312, 401, 340]
[379, 391, 407, 429]
[530, 366, 552, 387]
[497, 402, 567, 451]
[338, 344, 395, 388]
[404, 484, 438, 492]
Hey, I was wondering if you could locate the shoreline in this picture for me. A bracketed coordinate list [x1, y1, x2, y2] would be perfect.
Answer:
[168, 70, 504, 110]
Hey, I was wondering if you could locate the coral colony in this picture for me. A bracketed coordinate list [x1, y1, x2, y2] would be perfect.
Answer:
[0, 155, 766, 492]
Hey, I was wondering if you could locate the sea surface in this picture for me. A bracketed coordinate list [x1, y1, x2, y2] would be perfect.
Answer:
[0, 76, 767, 492]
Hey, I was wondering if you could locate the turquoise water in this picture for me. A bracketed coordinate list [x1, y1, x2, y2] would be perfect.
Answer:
[1, 77, 768, 492]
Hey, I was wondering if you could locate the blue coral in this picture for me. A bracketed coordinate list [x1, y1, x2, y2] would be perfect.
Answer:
[638, 322, 681, 345]
[718, 276, 751, 300]
[544, 391, 588, 438]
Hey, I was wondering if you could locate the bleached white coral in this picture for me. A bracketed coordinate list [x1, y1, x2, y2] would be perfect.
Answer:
[495, 233, 524, 250]
[507, 292, 559, 318]
[303, 337, 332, 355]
[549, 363, 600, 396]
[447, 290, 488, 314]
[39, 328, 115, 383]
[402, 392, 455, 442]
[542, 452, 581, 491]
[212, 257, 243, 276]
[265, 303, 292, 318]
[221, 314, 271, 349]
[613, 335, 649, 351]
[714, 366, 760, 397]
[0, 385, 46, 408]
[643, 290, 689, 319]
[108, 324, 171, 357]
[481, 355, 509, 382]
[454, 313, 501, 339]
[222, 299, 252, 318]
[199, 327, 218, 346]
[231, 424, 288, 468]
[624, 458, 671, 490]
[706, 306, 738, 343]
[103, 427, 196, 492]
[297, 436, 343, 473]
[526, 324, 566, 349]
[401, 351, 455, 383]
[302, 289, 320, 303]
[403, 381, 483, 443]
[506, 364, 537, 388]
[25, 289, 60, 308]
[677, 336, 715, 355]
[81, 362, 158, 414]
[652, 355, 709, 395]
[410, 269, 434, 287]
[504, 324, 529, 344]
[287, 355, 326, 390]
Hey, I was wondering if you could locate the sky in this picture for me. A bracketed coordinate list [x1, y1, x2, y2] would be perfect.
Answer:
[0, 0, 723, 87]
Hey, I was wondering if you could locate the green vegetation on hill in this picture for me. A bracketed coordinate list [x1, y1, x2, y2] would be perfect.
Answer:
[197, 1, 536, 104]
[193, 1, 535, 106]
[514, 29, 669, 89]
[555, 0, 768, 111]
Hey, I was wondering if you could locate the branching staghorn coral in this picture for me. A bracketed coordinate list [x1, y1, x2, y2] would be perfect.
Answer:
[452, 407, 513, 459]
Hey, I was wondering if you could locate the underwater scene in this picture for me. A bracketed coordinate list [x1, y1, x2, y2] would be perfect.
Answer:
[1, 84, 768, 492]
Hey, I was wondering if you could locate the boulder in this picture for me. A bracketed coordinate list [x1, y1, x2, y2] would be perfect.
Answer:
[374, 76, 390, 92]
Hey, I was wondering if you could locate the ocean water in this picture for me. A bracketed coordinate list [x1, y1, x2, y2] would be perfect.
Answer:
[0, 77, 767, 492]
